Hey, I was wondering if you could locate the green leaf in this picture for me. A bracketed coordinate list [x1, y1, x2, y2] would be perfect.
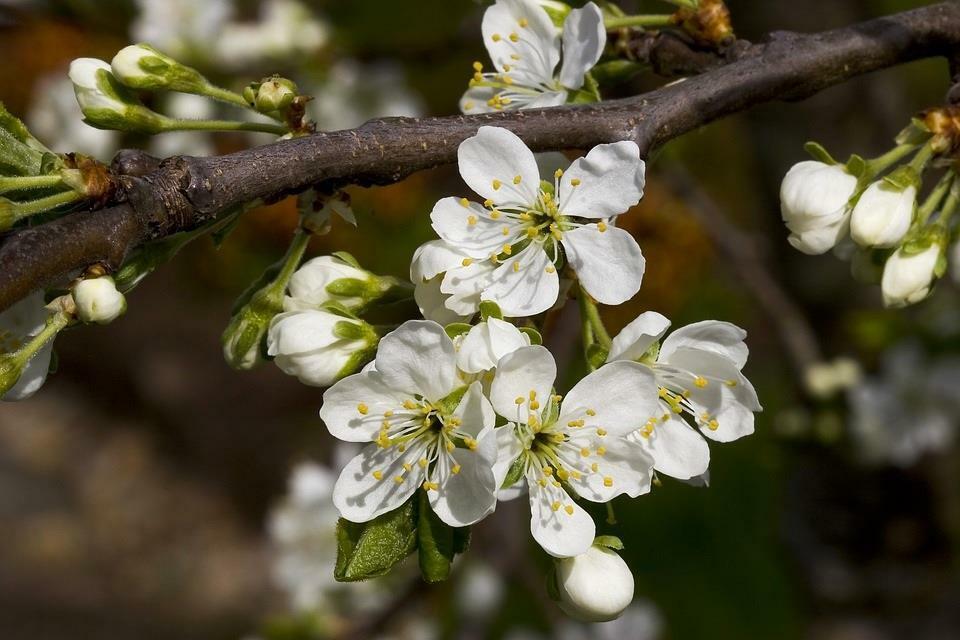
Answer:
[519, 326, 543, 345]
[479, 300, 503, 321]
[593, 535, 624, 551]
[335, 498, 418, 582]
[417, 490, 458, 583]
[501, 451, 526, 489]
[0, 127, 44, 176]
[803, 141, 837, 165]
[444, 322, 472, 339]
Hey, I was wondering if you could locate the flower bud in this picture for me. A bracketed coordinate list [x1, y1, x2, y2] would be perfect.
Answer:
[69, 58, 168, 134]
[552, 545, 635, 623]
[221, 284, 285, 371]
[850, 181, 915, 248]
[248, 77, 298, 113]
[881, 242, 943, 308]
[284, 255, 385, 312]
[111, 44, 209, 94]
[72, 276, 126, 324]
[266, 309, 377, 387]
[780, 161, 857, 254]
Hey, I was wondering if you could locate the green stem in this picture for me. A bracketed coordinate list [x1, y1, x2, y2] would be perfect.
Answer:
[0, 174, 64, 195]
[865, 143, 918, 176]
[9, 308, 72, 368]
[934, 178, 960, 229]
[917, 171, 955, 224]
[605, 501, 618, 526]
[199, 84, 254, 110]
[165, 118, 289, 136]
[269, 230, 311, 295]
[604, 14, 675, 29]
[579, 286, 612, 349]
[7, 189, 83, 222]
[906, 141, 936, 174]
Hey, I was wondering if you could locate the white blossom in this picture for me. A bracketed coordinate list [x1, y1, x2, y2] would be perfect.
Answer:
[881, 243, 942, 308]
[410, 239, 495, 324]
[606, 312, 762, 477]
[310, 60, 424, 132]
[267, 310, 377, 387]
[461, 0, 605, 113]
[554, 545, 635, 622]
[431, 127, 645, 317]
[850, 181, 915, 248]
[285, 255, 380, 312]
[216, 0, 329, 68]
[0, 292, 55, 402]
[27, 75, 119, 159]
[490, 346, 659, 557]
[780, 161, 857, 254]
[320, 321, 499, 527]
[72, 276, 126, 325]
[456, 318, 531, 374]
[69, 58, 127, 115]
[132, 0, 234, 61]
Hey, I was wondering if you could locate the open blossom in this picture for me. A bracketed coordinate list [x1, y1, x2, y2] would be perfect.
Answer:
[320, 321, 499, 527]
[461, 0, 605, 113]
[0, 292, 55, 402]
[410, 239, 496, 324]
[490, 346, 659, 557]
[431, 127, 645, 317]
[780, 161, 857, 254]
[606, 312, 761, 473]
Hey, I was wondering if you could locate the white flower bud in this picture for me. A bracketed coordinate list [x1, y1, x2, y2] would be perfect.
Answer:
[111, 43, 209, 93]
[284, 256, 379, 312]
[554, 545, 634, 623]
[881, 243, 942, 308]
[850, 181, 915, 248]
[267, 310, 376, 387]
[70, 58, 127, 114]
[72, 276, 126, 324]
[780, 161, 857, 254]
[69, 57, 167, 133]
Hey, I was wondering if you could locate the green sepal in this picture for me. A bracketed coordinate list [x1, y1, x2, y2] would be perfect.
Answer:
[417, 490, 467, 583]
[325, 277, 379, 298]
[567, 72, 601, 104]
[540, 0, 572, 26]
[540, 179, 556, 197]
[639, 340, 660, 365]
[229, 259, 284, 315]
[501, 451, 527, 489]
[590, 60, 644, 86]
[935, 251, 949, 278]
[332, 319, 372, 341]
[453, 525, 471, 555]
[444, 322, 472, 339]
[519, 326, 543, 345]
[332, 251, 362, 269]
[593, 535, 624, 551]
[586, 343, 609, 371]
[134, 52, 210, 93]
[334, 498, 418, 582]
[479, 300, 503, 321]
[844, 154, 867, 179]
[803, 141, 837, 165]
[895, 117, 933, 147]
[318, 300, 361, 319]
[435, 384, 469, 415]
[881, 165, 920, 191]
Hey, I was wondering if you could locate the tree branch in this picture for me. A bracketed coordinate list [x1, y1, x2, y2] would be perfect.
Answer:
[2, 2, 959, 312]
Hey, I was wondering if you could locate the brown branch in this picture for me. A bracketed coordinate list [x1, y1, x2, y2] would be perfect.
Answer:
[2, 2, 960, 312]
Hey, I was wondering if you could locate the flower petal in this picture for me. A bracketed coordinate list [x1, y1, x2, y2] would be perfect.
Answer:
[561, 225, 644, 305]
[490, 345, 557, 422]
[635, 409, 711, 480]
[481, 0, 560, 87]
[606, 311, 671, 363]
[429, 428, 498, 526]
[333, 443, 425, 522]
[415, 277, 471, 325]
[528, 478, 594, 557]
[492, 424, 525, 494]
[431, 196, 522, 259]
[558, 142, 644, 219]
[458, 126, 540, 207]
[440, 260, 497, 315]
[561, 361, 659, 437]
[267, 310, 342, 356]
[561, 432, 654, 500]
[320, 371, 413, 442]
[457, 318, 531, 373]
[411, 239, 469, 282]
[375, 320, 459, 402]
[459, 84, 498, 115]
[453, 380, 496, 437]
[481, 243, 560, 317]
[659, 320, 749, 370]
[558, 2, 605, 90]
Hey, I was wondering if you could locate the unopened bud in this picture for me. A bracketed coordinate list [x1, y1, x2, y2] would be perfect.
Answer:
[850, 181, 916, 248]
[222, 286, 284, 370]
[881, 241, 944, 308]
[284, 255, 396, 313]
[69, 58, 169, 134]
[72, 276, 126, 324]
[551, 544, 635, 623]
[111, 44, 210, 94]
[245, 77, 299, 114]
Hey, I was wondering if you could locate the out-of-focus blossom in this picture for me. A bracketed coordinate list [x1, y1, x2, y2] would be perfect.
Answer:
[132, 0, 234, 61]
[311, 60, 424, 131]
[149, 93, 217, 158]
[216, 0, 329, 68]
[804, 357, 862, 400]
[27, 75, 119, 159]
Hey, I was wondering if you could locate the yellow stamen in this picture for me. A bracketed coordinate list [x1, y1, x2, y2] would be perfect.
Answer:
[513, 175, 522, 185]
[394, 475, 405, 484]
[467, 215, 478, 226]
[452, 464, 462, 474]
[694, 376, 708, 388]
[603, 476, 613, 487]
[597, 221, 607, 232]
[518, 17, 529, 28]
[372, 470, 383, 480]
[492, 33, 502, 42]
[462, 257, 473, 266]
[492, 179, 502, 191]
[564, 505, 574, 515]
[357, 403, 369, 415]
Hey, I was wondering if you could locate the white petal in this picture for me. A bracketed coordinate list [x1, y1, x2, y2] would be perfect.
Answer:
[482, 0, 560, 86]
[458, 126, 540, 207]
[558, 2, 605, 90]
[453, 381, 496, 437]
[411, 239, 468, 282]
[3, 341, 54, 401]
[320, 372, 412, 442]
[429, 428, 498, 526]
[459, 85, 498, 115]
[607, 311, 671, 363]
[431, 196, 522, 259]
[333, 443, 425, 522]
[561, 225, 644, 305]
[490, 345, 556, 422]
[492, 424, 525, 492]
[561, 361, 659, 437]
[457, 318, 531, 373]
[561, 432, 654, 500]
[375, 320, 459, 402]
[558, 142, 644, 218]
[659, 320, 749, 370]
[440, 260, 497, 315]
[414, 277, 471, 325]
[636, 410, 711, 480]
[267, 310, 342, 356]
[481, 244, 559, 317]
[528, 478, 594, 557]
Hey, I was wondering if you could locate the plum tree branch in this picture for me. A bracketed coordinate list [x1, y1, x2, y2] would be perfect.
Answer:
[1, 2, 960, 312]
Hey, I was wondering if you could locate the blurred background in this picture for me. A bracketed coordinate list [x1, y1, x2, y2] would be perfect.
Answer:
[1, 0, 959, 638]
